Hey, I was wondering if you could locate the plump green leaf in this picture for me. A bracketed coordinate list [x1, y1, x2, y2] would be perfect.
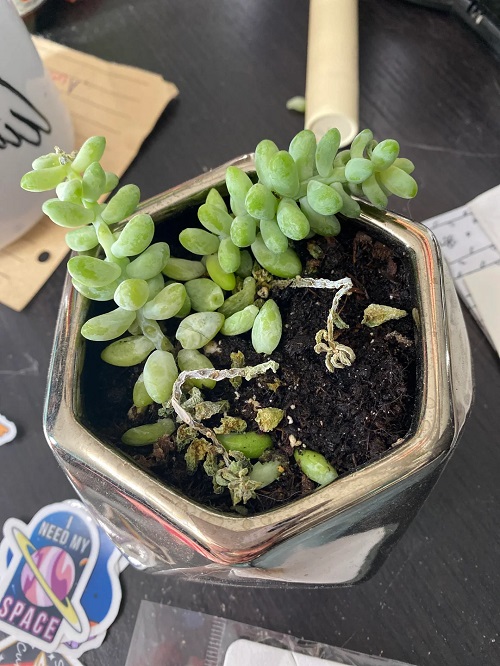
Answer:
[176, 312, 225, 349]
[142, 282, 187, 319]
[121, 419, 175, 446]
[251, 234, 302, 278]
[65, 226, 99, 252]
[101, 335, 155, 366]
[111, 213, 155, 258]
[294, 449, 338, 486]
[251, 299, 282, 354]
[143, 350, 178, 404]
[205, 253, 236, 291]
[42, 199, 95, 228]
[163, 257, 205, 281]
[71, 136, 106, 173]
[126, 242, 170, 280]
[185, 278, 224, 312]
[82, 162, 106, 201]
[306, 181, 343, 216]
[179, 228, 220, 255]
[21, 165, 68, 192]
[101, 184, 141, 224]
[81, 307, 136, 341]
[177, 349, 216, 389]
[67, 255, 122, 287]
[269, 150, 300, 198]
[289, 129, 316, 181]
[218, 432, 273, 459]
[114, 278, 150, 310]
[315, 128, 341, 177]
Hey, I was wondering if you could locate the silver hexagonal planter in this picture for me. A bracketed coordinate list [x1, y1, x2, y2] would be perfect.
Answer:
[44, 155, 473, 586]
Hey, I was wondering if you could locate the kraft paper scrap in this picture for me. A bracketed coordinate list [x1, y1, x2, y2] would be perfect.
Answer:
[0, 36, 178, 311]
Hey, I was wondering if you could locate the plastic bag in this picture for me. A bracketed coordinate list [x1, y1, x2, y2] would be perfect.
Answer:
[125, 601, 415, 666]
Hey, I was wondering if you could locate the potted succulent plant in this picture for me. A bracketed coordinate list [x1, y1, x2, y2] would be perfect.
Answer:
[22, 129, 472, 585]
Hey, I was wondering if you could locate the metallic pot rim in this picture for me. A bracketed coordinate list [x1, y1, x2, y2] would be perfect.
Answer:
[44, 154, 469, 565]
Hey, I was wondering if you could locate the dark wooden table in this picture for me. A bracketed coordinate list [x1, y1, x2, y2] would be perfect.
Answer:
[1, 1, 499, 664]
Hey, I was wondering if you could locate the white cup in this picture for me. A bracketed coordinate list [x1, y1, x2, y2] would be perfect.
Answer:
[0, 0, 73, 250]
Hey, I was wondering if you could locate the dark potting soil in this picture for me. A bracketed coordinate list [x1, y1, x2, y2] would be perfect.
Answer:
[81, 211, 417, 515]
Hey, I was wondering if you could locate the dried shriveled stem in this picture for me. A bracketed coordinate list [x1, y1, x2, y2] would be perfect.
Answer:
[314, 331, 356, 371]
[171, 361, 279, 463]
[273, 276, 355, 372]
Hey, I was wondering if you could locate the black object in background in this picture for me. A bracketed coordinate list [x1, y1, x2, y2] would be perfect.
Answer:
[406, 0, 500, 56]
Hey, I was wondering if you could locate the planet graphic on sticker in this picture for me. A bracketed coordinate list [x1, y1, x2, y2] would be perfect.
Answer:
[21, 545, 75, 607]
[13, 529, 81, 630]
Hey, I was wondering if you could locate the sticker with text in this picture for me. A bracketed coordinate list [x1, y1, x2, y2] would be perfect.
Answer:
[0, 502, 99, 651]
[0, 500, 128, 657]
[0, 635, 82, 665]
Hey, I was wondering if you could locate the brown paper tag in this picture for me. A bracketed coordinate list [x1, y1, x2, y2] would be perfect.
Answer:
[0, 36, 178, 311]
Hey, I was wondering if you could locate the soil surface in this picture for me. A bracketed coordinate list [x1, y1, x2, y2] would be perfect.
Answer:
[82, 209, 417, 515]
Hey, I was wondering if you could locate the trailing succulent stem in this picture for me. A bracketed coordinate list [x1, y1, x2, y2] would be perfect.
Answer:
[22, 128, 417, 506]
